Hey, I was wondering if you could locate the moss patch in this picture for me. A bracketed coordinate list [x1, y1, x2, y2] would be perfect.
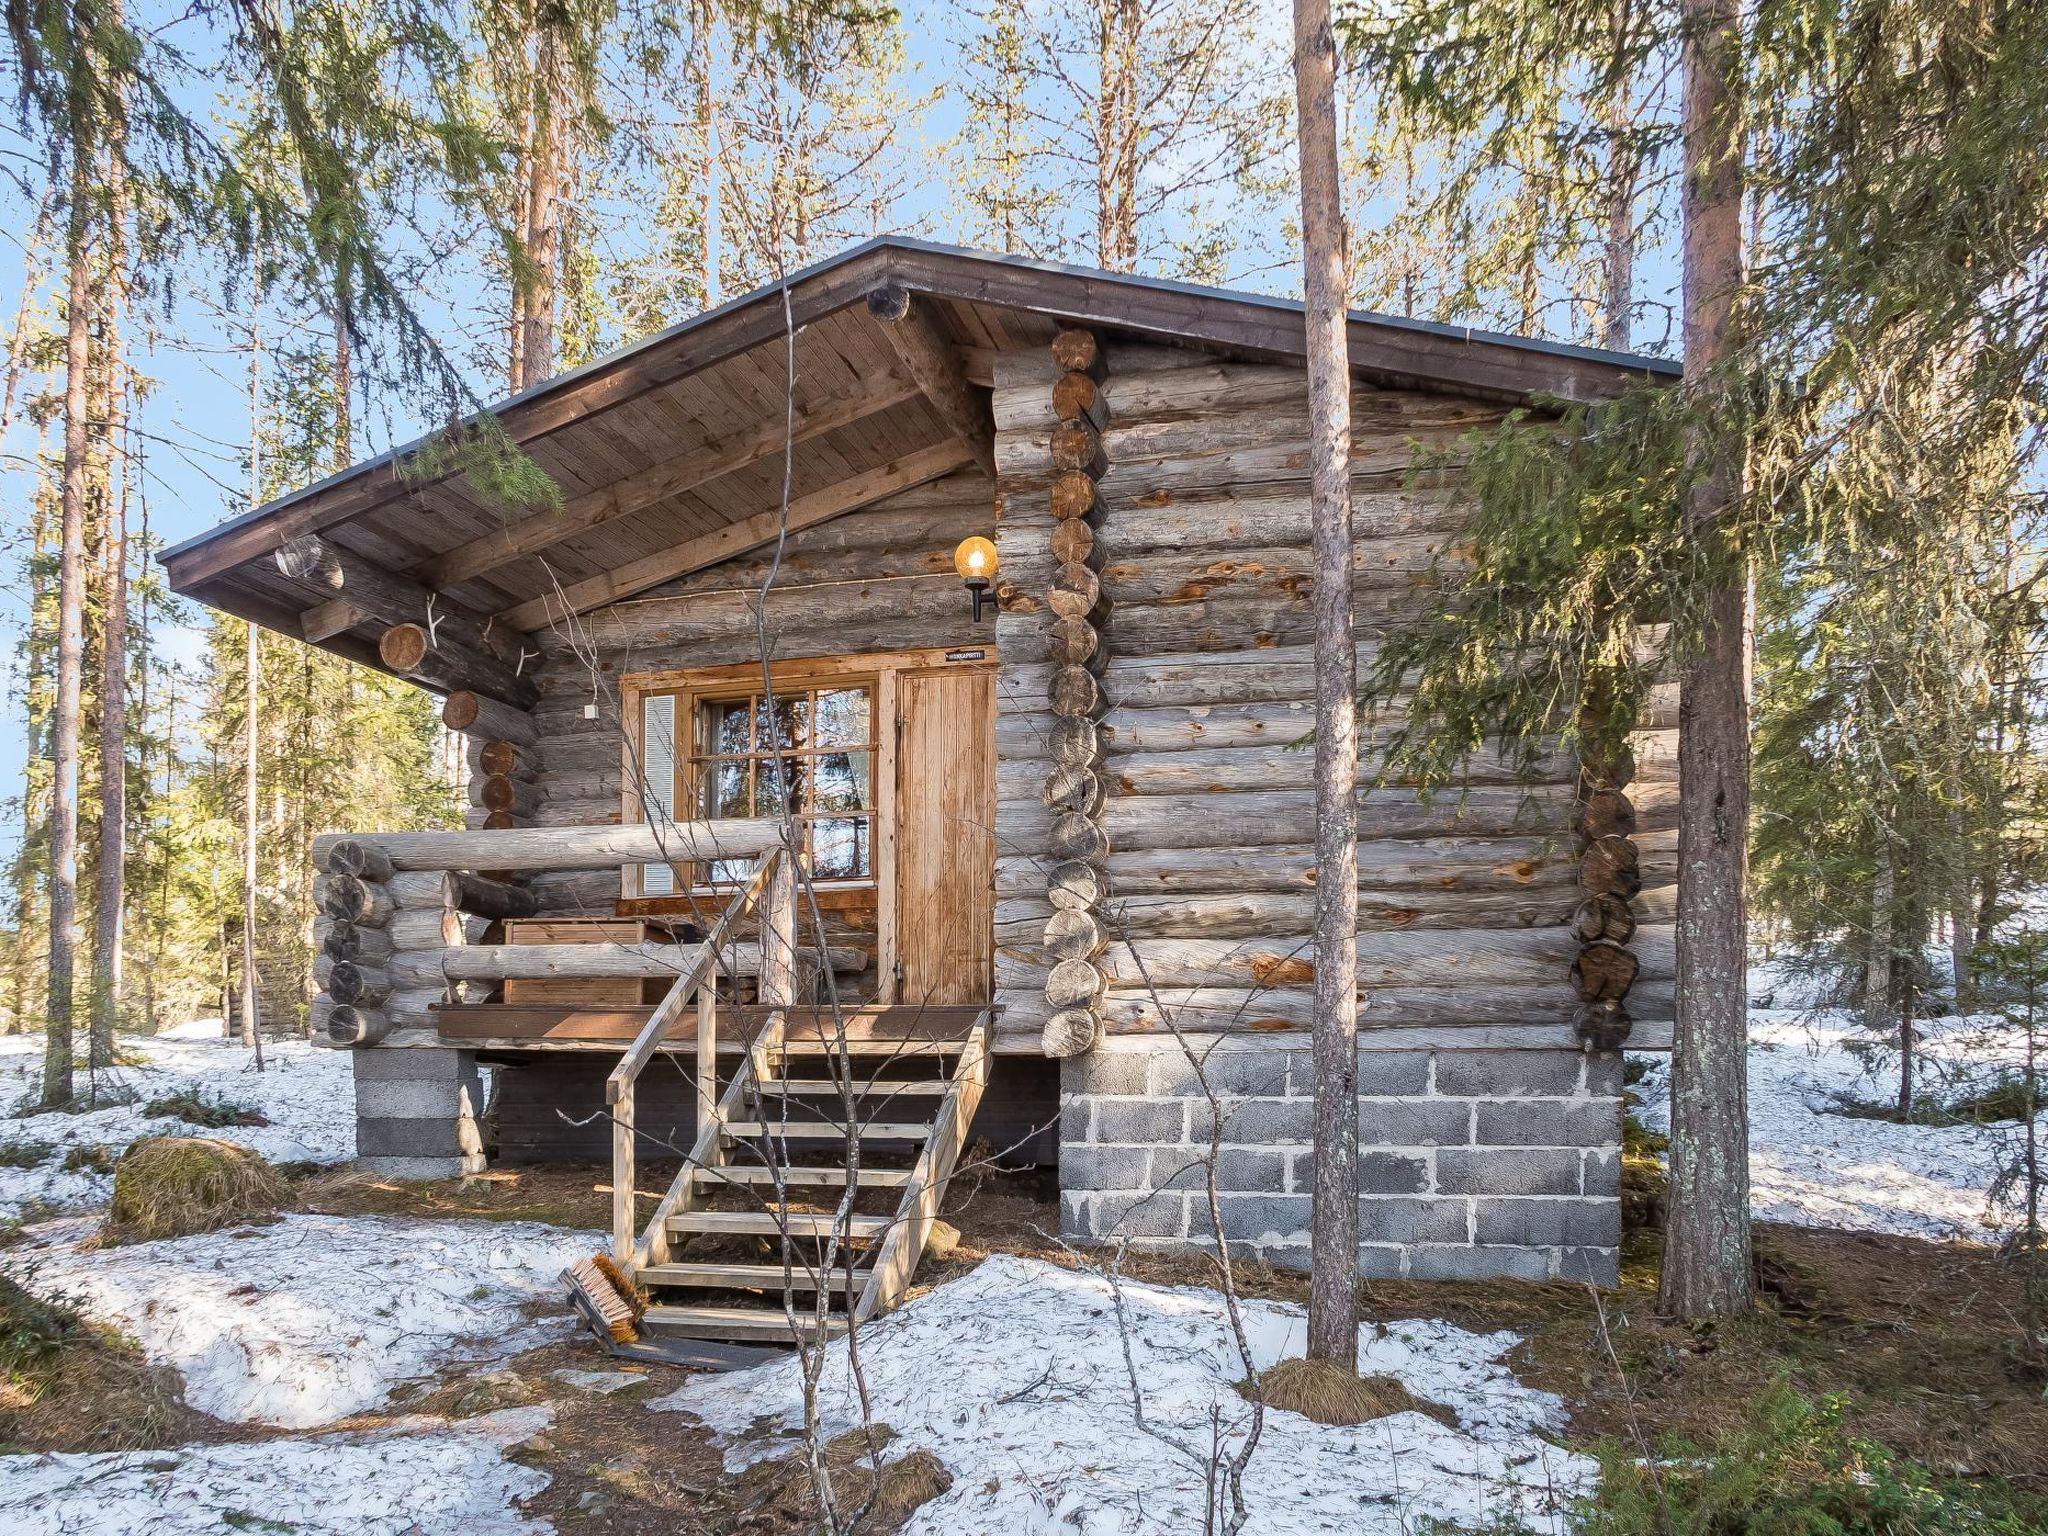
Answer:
[104, 1136, 290, 1245]
[142, 1089, 269, 1130]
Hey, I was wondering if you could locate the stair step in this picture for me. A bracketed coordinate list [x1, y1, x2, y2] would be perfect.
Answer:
[755, 1078, 949, 1096]
[642, 1303, 847, 1342]
[694, 1164, 911, 1189]
[639, 1261, 867, 1292]
[666, 1209, 891, 1238]
[724, 1121, 932, 1140]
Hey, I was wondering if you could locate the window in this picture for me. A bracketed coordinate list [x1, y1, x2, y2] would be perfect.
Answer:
[632, 675, 877, 896]
[694, 685, 875, 883]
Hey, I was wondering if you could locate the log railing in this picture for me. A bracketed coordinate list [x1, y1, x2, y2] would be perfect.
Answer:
[307, 818, 786, 1048]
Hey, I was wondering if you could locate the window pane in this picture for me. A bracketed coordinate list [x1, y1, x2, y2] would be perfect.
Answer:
[712, 699, 752, 755]
[708, 857, 750, 884]
[702, 761, 749, 819]
[810, 816, 869, 880]
[757, 756, 806, 816]
[812, 751, 869, 812]
[754, 694, 805, 751]
[814, 688, 868, 747]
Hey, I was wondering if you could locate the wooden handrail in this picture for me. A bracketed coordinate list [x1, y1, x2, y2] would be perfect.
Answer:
[855, 1010, 993, 1321]
[312, 818, 780, 874]
[604, 837, 799, 1267]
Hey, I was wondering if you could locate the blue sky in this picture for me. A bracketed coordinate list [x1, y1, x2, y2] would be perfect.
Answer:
[0, 0, 1677, 868]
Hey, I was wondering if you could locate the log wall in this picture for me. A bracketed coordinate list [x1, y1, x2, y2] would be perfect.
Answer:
[989, 342, 1679, 1052]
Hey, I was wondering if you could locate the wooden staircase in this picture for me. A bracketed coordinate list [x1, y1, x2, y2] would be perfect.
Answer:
[570, 841, 993, 1368]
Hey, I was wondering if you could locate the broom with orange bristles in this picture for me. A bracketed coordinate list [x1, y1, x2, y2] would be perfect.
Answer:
[562, 1251, 645, 1345]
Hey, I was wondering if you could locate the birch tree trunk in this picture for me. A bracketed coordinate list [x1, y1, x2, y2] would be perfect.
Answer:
[1660, 0, 1753, 1319]
[1293, 0, 1360, 1367]
[43, 101, 95, 1109]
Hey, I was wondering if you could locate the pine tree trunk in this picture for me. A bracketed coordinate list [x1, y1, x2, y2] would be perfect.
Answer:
[89, 395, 128, 1074]
[1660, 0, 1753, 1320]
[43, 104, 96, 1109]
[1599, 0, 1635, 353]
[1293, 0, 1360, 1367]
[242, 621, 263, 1065]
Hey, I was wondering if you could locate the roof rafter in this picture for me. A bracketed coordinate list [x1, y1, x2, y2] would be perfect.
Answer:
[502, 439, 979, 633]
[418, 371, 924, 591]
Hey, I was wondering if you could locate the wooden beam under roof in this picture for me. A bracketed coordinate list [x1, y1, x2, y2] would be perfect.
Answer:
[501, 438, 979, 632]
[161, 244, 903, 591]
[417, 372, 924, 591]
[864, 287, 997, 479]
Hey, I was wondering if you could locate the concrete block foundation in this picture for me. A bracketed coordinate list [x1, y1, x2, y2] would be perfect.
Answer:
[1059, 1036, 1624, 1284]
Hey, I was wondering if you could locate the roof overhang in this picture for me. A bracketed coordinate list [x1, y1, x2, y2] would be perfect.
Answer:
[161, 238, 1680, 696]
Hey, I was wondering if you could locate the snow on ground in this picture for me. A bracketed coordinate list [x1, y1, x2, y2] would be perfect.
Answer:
[654, 1254, 1592, 1536]
[7, 1214, 597, 1428]
[0, 1028, 354, 1221]
[1632, 1005, 2043, 1242]
[0, 1405, 555, 1536]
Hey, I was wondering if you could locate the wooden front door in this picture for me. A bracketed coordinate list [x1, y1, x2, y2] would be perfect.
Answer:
[890, 666, 997, 1006]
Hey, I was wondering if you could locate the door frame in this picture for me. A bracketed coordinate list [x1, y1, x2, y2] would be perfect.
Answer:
[614, 643, 996, 1000]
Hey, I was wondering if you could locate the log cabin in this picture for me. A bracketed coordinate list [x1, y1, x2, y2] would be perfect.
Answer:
[162, 239, 1680, 1354]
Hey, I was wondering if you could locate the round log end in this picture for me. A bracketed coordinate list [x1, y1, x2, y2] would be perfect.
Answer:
[1042, 764, 1104, 817]
[865, 283, 912, 323]
[1049, 329, 1102, 375]
[1574, 999, 1633, 1052]
[1049, 471, 1101, 523]
[1574, 789, 1638, 843]
[378, 623, 430, 673]
[1048, 811, 1110, 863]
[1049, 518, 1095, 566]
[1041, 1007, 1101, 1058]
[442, 690, 483, 732]
[1048, 665, 1102, 717]
[1051, 371, 1101, 425]
[1570, 938, 1640, 1003]
[1046, 858, 1104, 912]
[1045, 957, 1106, 1012]
[1042, 907, 1103, 964]
[1570, 893, 1638, 946]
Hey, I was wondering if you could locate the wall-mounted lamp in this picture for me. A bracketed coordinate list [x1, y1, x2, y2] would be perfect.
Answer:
[954, 536, 998, 622]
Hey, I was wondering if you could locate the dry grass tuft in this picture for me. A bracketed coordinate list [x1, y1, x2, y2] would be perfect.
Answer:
[1240, 1357, 1443, 1427]
[103, 1135, 290, 1244]
[728, 1426, 954, 1533]
[0, 1272, 188, 1452]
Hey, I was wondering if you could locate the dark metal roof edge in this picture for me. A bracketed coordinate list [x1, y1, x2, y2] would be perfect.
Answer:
[161, 236, 1679, 566]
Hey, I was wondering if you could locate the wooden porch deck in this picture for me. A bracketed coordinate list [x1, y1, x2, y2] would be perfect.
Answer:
[433, 1001, 991, 1053]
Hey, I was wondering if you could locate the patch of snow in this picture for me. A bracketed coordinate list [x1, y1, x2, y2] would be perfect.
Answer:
[8, 1214, 598, 1428]
[1632, 1007, 2043, 1242]
[0, 1032, 355, 1221]
[0, 1406, 555, 1535]
[652, 1254, 1591, 1536]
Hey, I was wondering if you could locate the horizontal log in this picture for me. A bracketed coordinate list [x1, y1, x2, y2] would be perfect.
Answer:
[326, 960, 391, 1006]
[1090, 838, 1580, 895]
[439, 940, 863, 981]
[447, 870, 540, 921]
[477, 774, 543, 818]
[388, 907, 481, 951]
[382, 623, 539, 710]
[312, 819, 781, 873]
[443, 690, 539, 747]
[315, 918, 394, 964]
[317, 873, 393, 927]
[998, 926, 1675, 994]
[274, 534, 536, 663]
[323, 839, 394, 882]
[467, 737, 539, 782]
[322, 1004, 392, 1048]
[1095, 985, 1581, 1033]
